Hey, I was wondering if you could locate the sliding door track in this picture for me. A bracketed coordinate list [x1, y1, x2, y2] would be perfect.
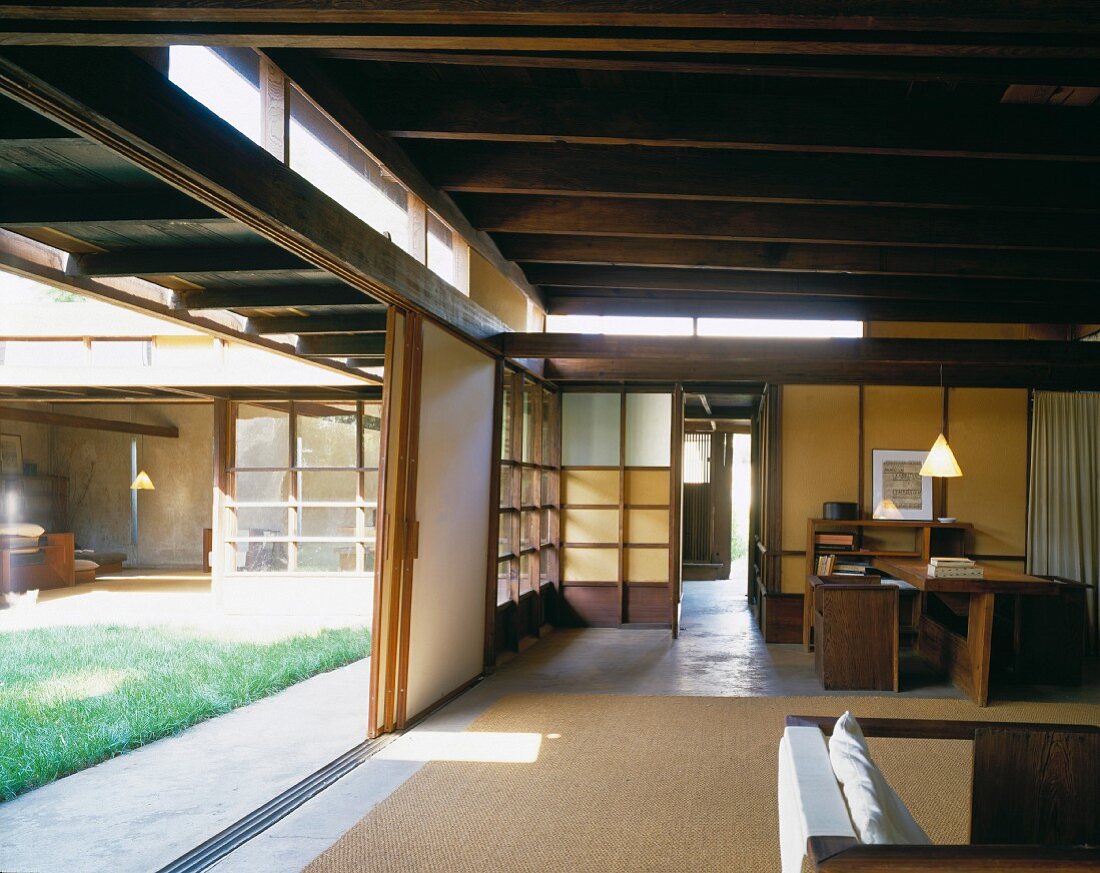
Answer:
[156, 732, 395, 873]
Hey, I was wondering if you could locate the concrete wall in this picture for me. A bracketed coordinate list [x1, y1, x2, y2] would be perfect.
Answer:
[49, 403, 212, 568]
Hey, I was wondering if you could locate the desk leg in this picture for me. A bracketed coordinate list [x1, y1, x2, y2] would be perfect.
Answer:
[967, 592, 995, 707]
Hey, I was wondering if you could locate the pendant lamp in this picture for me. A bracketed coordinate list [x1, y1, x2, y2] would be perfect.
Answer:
[920, 367, 963, 479]
[130, 426, 155, 490]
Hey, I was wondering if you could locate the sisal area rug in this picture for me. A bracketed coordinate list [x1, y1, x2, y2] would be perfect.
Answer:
[306, 694, 1100, 873]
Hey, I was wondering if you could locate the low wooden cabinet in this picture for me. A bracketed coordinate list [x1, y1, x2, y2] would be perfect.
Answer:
[811, 574, 899, 692]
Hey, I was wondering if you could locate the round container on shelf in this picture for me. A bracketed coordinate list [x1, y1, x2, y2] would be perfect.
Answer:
[823, 501, 858, 521]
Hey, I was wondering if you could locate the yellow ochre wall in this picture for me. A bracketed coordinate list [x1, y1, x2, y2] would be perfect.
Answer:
[779, 384, 1029, 593]
[468, 249, 533, 332]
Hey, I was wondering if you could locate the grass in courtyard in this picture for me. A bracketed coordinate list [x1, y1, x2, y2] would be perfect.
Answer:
[0, 624, 371, 801]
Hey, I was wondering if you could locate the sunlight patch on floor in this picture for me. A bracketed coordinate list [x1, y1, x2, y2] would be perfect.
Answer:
[375, 731, 544, 764]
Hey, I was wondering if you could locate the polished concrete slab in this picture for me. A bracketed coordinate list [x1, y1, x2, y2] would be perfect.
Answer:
[214, 579, 1098, 872]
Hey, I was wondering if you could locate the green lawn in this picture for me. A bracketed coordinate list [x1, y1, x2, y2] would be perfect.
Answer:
[0, 624, 371, 801]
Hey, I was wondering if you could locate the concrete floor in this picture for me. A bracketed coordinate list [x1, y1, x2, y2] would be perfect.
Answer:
[210, 579, 1099, 872]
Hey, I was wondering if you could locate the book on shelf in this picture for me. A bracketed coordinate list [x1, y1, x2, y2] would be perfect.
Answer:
[926, 563, 984, 578]
[815, 532, 856, 548]
[815, 554, 837, 575]
[930, 556, 975, 567]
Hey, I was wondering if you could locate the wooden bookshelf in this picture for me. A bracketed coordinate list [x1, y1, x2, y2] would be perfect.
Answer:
[803, 518, 971, 650]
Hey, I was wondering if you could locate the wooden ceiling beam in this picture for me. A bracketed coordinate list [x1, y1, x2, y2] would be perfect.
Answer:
[0, 404, 178, 437]
[0, 47, 510, 340]
[0, 3, 1096, 34]
[458, 194, 1099, 251]
[525, 264, 1099, 305]
[495, 234, 1100, 283]
[296, 333, 388, 357]
[542, 290, 1098, 324]
[404, 141, 1100, 211]
[359, 84, 1100, 161]
[179, 284, 368, 310]
[69, 245, 311, 277]
[249, 313, 389, 335]
[314, 49, 1100, 87]
[0, 190, 220, 226]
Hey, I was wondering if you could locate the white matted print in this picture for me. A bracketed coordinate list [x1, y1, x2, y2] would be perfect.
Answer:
[871, 449, 932, 521]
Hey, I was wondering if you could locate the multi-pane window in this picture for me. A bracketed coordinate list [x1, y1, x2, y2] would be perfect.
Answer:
[497, 371, 559, 608]
[226, 400, 381, 575]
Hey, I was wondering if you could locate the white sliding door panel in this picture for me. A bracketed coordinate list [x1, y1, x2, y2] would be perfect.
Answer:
[405, 322, 495, 720]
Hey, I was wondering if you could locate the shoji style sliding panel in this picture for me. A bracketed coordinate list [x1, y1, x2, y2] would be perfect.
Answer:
[560, 389, 675, 627]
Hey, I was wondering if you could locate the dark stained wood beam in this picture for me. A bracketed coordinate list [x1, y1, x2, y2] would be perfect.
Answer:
[496, 234, 1100, 283]
[0, 190, 219, 225]
[296, 333, 388, 357]
[403, 141, 1100, 211]
[458, 194, 1099, 251]
[179, 284, 368, 310]
[249, 313, 389, 335]
[314, 49, 1100, 87]
[514, 335, 1100, 387]
[542, 290, 1099, 324]
[1, 3, 1096, 34]
[359, 84, 1100, 161]
[69, 245, 310, 277]
[0, 404, 178, 437]
[0, 47, 510, 339]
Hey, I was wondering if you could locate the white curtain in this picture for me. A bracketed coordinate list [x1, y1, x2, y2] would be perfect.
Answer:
[1027, 391, 1100, 652]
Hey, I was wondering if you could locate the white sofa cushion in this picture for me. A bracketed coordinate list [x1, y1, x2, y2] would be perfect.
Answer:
[829, 711, 931, 845]
[0, 523, 45, 538]
[74, 559, 100, 572]
[778, 726, 857, 873]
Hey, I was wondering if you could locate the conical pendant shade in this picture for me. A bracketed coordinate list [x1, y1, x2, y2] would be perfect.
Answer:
[920, 433, 962, 478]
[130, 470, 155, 490]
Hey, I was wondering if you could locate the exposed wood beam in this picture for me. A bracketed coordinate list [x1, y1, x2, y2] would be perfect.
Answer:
[404, 141, 1100, 211]
[296, 333, 388, 357]
[0, 190, 219, 226]
[267, 50, 543, 310]
[179, 284, 368, 310]
[0, 47, 510, 339]
[359, 84, 1100, 161]
[0, 3, 1096, 34]
[543, 290, 1097, 324]
[0, 404, 178, 437]
[314, 49, 1100, 88]
[459, 194, 1099, 251]
[0, 226, 379, 384]
[69, 245, 310, 277]
[495, 234, 1100, 283]
[518, 336, 1100, 387]
[248, 313, 389, 335]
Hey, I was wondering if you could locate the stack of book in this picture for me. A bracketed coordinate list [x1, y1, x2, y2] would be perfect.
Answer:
[833, 556, 874, 576]
[815, 553, 838, 575]
[926, 557, 984, 578]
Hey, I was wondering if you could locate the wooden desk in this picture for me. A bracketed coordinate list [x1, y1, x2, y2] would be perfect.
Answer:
[875, 559, 1063, 706]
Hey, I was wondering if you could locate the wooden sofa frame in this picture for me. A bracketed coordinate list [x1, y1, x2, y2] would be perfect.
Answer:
[786, 715, 1100, 872]
[0, 532, 75, 594]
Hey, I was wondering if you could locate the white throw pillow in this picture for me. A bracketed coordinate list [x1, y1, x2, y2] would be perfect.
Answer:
[74, 559, 100, 572]
[829, 711, 931, 845]
[0, 523, 45, 538]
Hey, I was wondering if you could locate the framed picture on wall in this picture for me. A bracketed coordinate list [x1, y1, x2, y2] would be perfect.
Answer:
[871, 449, 932, 520]
[0, 433, 23, 475]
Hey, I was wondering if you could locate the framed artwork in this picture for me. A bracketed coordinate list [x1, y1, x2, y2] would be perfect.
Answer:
[0, 433, 23, 475]
[871, 449, 932, 521]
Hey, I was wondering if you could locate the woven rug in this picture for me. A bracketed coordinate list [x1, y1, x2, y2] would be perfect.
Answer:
[306, 694, 1100, 873]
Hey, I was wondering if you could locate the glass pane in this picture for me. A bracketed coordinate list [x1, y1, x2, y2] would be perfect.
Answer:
[625, 393, 672, 467]
[519, 552, 535, 594]
[499, 465, 513, 510]
[497, 559, 516, 606]
[90, 341, 150, 367]
[561, 393, 620, 466]
[234, 470, 289, 503]
[521, 467, 536, 507]
[299, 470, 358, 502]
[235, 403, 289, 468]
[500, 376, 514, 461]
[234, 506, 287, 537]
[168, 46, 262, 146]
[289, 87, 410, 251]
[299, 507, 357, 538]
[362, 403, 383, 467]
[540, 546, 558, 586]
[540, 470, 552, 507]
[541, 508, 554, 546]
[234, 541, 288, 573]
[521, 510, 537, 552]
[522, 381, 537, 463]
[362, 472, 379, 504]
[427, 212, 455, 285]
[498, 514, 512, 558]
[297, 542, 356, 573]
[541, 390, 555, 465]
[296, 403, 357, 467]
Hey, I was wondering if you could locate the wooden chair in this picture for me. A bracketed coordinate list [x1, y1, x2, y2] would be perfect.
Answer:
[0, 532, 75, 596]
[811, 574, 899, 692]
[784, 715, 1100, 871]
